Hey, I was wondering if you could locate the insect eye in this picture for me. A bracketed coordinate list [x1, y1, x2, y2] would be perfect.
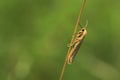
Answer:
[82, 29, 84, 31]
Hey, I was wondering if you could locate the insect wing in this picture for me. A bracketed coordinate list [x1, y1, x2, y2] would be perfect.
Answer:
[71, 37, 85, 62]
[68, 36, 85, 64]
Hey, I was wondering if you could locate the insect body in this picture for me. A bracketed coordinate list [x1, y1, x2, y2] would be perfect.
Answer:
[67, 27, 87, 64]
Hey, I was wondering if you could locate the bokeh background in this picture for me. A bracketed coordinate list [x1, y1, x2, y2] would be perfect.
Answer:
[0, 0, 120, 80]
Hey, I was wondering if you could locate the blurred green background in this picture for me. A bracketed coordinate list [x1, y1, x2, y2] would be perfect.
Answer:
[0, 0, 120, 80]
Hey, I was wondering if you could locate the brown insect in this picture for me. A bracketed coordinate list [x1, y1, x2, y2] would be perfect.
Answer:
[67, 22, 88, 64]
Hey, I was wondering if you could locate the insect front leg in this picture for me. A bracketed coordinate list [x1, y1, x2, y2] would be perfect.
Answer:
[67, 42, 75, 47]
[67, 32, 78, 47]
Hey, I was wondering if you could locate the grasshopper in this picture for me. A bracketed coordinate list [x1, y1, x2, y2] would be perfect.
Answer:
[67, 21, 88, 64]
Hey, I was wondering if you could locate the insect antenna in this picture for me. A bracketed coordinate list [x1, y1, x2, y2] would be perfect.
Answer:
[85, 20, 88, 28]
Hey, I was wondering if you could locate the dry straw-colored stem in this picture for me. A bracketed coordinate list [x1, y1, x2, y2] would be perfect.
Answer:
[59, 0, 86, 80]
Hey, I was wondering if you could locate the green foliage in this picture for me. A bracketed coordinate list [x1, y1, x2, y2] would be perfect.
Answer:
[0, 0, 120, 80]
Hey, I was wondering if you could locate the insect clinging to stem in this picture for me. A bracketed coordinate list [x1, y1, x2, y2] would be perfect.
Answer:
[59, 0, 87, 80]
[67, 20, 88, 64]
